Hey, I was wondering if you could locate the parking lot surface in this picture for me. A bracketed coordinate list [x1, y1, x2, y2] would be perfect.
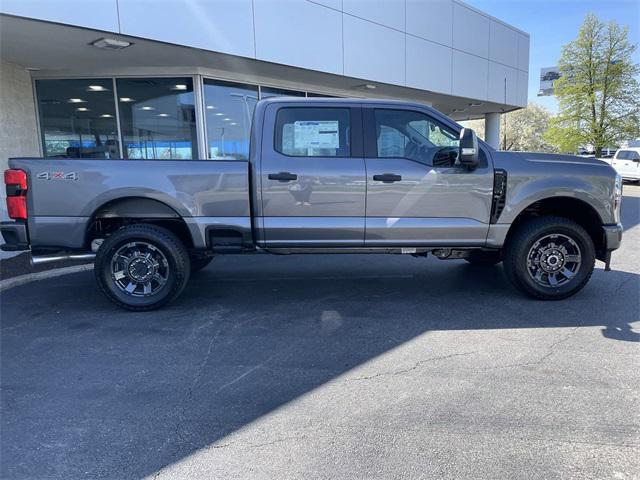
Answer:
[1, 186, 639, 480]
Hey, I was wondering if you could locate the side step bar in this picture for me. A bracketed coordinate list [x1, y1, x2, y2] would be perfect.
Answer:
[31, 253, 96, 266]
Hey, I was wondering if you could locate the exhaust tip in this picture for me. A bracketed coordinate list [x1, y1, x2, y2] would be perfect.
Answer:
[30, 253, 96, 266]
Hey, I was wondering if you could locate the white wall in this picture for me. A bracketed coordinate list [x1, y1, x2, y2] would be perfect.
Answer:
[0, 62, 40, 220]
[0, 0, 530, 106]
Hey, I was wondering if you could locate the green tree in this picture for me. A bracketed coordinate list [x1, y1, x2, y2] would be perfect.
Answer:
[545, 14, 640, 155]
[460, 103, 557, 153]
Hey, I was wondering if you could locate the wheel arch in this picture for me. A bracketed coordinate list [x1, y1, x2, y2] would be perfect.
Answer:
[86, 197, 195, 249]
[504, 196, 606, 259]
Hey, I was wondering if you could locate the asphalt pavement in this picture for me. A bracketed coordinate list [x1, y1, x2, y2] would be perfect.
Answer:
[1, 186, 639, 480]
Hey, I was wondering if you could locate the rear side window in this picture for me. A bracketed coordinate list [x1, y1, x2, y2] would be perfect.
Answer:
[275, 107, 350, 157]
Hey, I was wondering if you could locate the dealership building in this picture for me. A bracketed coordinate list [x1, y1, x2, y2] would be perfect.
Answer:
[0, 0, 529, 219]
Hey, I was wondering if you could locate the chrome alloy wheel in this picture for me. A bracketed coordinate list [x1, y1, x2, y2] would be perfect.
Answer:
[526, 233, 582, 288]
[110, 241, 169, 297]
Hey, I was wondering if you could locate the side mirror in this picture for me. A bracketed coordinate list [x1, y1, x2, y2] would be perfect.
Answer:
[459, 128, 479, 169]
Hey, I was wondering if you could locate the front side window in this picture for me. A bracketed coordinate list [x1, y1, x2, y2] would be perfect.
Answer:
[204, 79, 258, 160]
[116, 77, 198, 160]
[275, 107, 350, 157]
[36, 78, 120, 159]
[374, 109, 460, 167]
[617, 150, 640, 160]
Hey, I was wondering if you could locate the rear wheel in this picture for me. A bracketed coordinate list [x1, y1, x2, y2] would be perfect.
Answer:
[95, 224, 191, 311]
[504, 216, 595, 300]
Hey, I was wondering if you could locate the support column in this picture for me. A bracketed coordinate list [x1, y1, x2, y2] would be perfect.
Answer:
[484, 112, 501, 150]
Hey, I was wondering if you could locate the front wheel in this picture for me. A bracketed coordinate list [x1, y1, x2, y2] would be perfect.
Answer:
[503, 217, 595, 300]
[95, 224, 191, 311]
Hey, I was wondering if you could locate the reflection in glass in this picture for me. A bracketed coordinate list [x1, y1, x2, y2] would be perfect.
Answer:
[35, 78, 120, 158]
[203, 80, 258, 160]
[116, 77, 198, 159]
[306, 92, 337, 98]
[260, 86, 305, 99]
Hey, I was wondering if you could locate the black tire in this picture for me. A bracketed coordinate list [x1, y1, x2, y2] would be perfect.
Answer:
[464, 251, 502, 266]
[95, 223, 191, 311]
[190, 255, 213, 272]
[503, 216, 595, 300]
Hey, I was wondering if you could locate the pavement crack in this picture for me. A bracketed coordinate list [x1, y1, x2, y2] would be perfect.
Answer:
[342, 351, 478, 383]
[491, 326, 580, 370]
[208, 434, 309, 451]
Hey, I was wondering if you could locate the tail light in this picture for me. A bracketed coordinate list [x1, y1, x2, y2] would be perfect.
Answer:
[4, 169, 28, 220]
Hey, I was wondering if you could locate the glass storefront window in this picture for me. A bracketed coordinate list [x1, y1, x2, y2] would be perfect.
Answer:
[116, 77, 198, 160]
[307, 92, 337, 98]
[35, 78, 120, 158]
[260, 86, 305, 99]
[203, 79, 258, 160]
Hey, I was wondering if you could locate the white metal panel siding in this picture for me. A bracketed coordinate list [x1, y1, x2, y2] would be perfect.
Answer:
[0, 0, 119, 31]
[487, 61, 518, 104]
[406, 0, 453, 47]
[517, 33, 530, 72]
[254, 0, 343, 75]
[343, 0, 405, 32]
[452, 50, 488, 101]
[118, 0, 255, 59]
[489, 20, 519, 67]
[406, 35, 452, 94]
[343, 15, 405, 86]
[517, 70, 529, 106]
[452, 2, 490, 58]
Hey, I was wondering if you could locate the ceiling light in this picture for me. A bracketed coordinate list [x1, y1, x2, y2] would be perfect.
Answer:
[91, 37, 132, 50]
[353, 83, 376, 90]
[453, 108, 467, 113]
[230, 122, 238, 125]
[76, 107, 90, 112]
[157, 113, 169, 117]
[140, 106, 155, 111]
[467, 102, 483, 107]
[68, 98, 85, 103]
[215, 113, 224, 116]
[206, 105, 215, 110]
[99, 114, 113, 118]
[87, 85, 109, 92]
[119, 97, 135, 102]
[172, 84, 188, 91]
[223, 118, 231, 121]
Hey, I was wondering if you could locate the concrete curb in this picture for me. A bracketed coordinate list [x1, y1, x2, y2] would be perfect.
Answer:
[0, 264, 94, 293]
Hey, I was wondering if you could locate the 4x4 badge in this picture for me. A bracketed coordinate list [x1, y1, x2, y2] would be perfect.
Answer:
[37, 172, 79, 181]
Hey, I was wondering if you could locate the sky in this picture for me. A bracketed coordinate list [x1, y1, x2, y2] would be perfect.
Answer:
[465, 0, 640, 113]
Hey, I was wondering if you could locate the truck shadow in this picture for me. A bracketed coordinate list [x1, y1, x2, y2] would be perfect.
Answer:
[0, 191, 638, 479]
[1, 255, 638, 479]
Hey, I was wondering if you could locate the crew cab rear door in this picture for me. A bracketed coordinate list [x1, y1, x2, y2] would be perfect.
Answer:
[362, 106, 494, 246]
[259, 102, 366, 246]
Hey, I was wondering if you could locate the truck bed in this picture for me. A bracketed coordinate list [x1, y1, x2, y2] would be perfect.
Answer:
[8, 158, 252, 250]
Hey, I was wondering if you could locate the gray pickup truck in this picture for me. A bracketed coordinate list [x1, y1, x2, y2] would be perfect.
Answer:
[2, 98, 623, 310]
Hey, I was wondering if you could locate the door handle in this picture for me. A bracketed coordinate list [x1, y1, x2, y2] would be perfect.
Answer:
[373, 173, 402, 183]
[268, 171, 298, 182]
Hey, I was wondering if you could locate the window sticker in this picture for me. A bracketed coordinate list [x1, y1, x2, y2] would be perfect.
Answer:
[293, 121, 340, 150]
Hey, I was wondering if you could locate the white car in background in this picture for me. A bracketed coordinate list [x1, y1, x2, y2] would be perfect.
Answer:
[611, 147, 640, 182]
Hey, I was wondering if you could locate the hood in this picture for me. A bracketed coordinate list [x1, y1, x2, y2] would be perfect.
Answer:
[491, 151, 615, 171]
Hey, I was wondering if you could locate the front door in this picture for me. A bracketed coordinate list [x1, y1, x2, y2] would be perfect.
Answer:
[363, 107, 494, 246]
[260, 103, 366, 246]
